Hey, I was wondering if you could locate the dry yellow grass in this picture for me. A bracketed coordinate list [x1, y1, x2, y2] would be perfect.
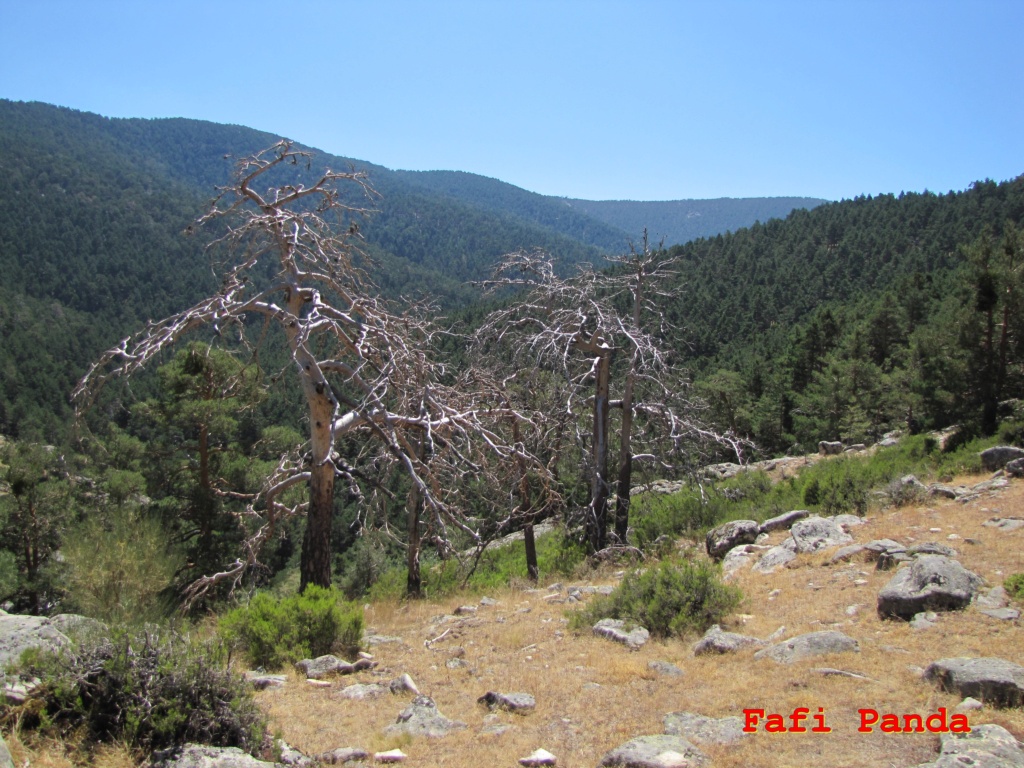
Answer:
[255, 475, 1024, 768]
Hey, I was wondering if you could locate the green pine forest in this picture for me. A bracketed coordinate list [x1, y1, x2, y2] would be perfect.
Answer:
[0, 98, 1022, 622]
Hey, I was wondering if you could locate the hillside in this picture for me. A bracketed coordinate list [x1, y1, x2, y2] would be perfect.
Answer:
[562, 196, 828, 247]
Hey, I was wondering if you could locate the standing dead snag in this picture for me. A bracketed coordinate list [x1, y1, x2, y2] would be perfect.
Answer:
[75, 141, 542, 601]
[476, 244, 745, 555]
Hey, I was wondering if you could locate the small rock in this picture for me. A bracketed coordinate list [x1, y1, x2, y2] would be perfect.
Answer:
[593, 618, 649, 650]
[980, 607, 1020, 620]
[754, 630, 859, 664]
[910, 611, 938, 630]
[954, 697, 984, 713]
[693, 625, 765, 656]
[597, 734, 709, 768]
[245, 672, 286, 690]
[478, 691, 536, 714]
[373, 749, 407, 763]
[519, 748, 557, 767]
[389, 674, 419, 696]
[663, 711, 747, 744]
[648, 660, 684, 676]
[758, 509, 810, 534]
[454, 605, 478, 616]
[336, 683, 386, 700]
[319, 747, 369, 764]
[385, 695, 467, 738]
[480, 597, 498, 606]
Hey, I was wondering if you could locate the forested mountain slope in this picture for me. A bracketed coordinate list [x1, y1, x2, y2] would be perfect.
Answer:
[563, 196, 828, 246]
[660, 178, 1024, 454]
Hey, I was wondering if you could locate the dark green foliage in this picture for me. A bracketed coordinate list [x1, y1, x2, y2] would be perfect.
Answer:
[569, 559, 741, 638]
[218, 585, 363, 670]
[998, 420, 1024, 447]
[17, 629, 265, 754]
[1005, 573, 1024, 600]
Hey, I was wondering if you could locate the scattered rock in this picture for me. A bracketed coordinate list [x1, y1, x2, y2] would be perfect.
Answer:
[790, 516, 854, 554]
[721, 544, 768, 578]
[913, 723, 1024, 767]
[0, 613, 70, 668]
[478, 691, 536, 714]
[954, 697, 983, 713]
[295, 655, 350, 679]
[752, 539, 797, 574]
[758, 509, 810, 534]
[973, 477, 1010, 493]
[693, 625, 765, 656]
[924, 657, 1024, 707]
[389, 674, 419, 696]
[877, 555, 985, 620]
[598, 734, 709, 768]
[819, 441, 844, 456]
[337, 683, 387, 700]
[150, 744, 279, 767]
[319, 747, 369, 765]
[828, 544, 866, 564]
[245, 673, 286, 690]
[980, 607, 1020, 620]
[907, 542, 957, 557]
[976, 586, 1009, 609]
[982, 516, 1024, 532]
[648, 660, 684, 676]
[663, 711, 747, 744]
[593, 619, 649, 650]
[373, 749, 407, 763]
[980, 446, 1024, 472]
[365, 634, 404, 646]
[454, 605, 478, 616]
[519, 748, 557, 767]
[384, 695, 467, 738]
[754, 630, 859, 664]
[480, 596, 498, 606]
[910, 612, 938, 630]
[277, 741, 315, 767]
[1007, 457, 1024, 478]
[705, 520, 760, 560]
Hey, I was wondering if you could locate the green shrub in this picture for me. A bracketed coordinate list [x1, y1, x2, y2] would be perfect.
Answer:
[998, 420, 1024, 448]
[18, 629, 265, 754]
[569, 559, 741, 638]
[219, 585, 363, 669]
[1005, 573, 1024, 599]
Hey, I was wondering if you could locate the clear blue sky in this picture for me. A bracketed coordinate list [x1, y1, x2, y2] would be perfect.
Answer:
[2, 0, 1021, 201]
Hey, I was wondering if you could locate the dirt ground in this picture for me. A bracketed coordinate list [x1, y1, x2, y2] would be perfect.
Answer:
[255, 472, 1024, 768]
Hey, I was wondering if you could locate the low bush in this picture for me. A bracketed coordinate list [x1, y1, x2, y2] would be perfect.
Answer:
[218, 584, 363, 669]
[569, 559, 741, 638]
[1005, 573, 1024, 600]
[17, 629, 265, 754]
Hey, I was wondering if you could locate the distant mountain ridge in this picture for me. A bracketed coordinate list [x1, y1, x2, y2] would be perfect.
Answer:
[560, 196, 829, 247]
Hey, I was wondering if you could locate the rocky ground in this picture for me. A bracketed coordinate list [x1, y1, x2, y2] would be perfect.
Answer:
[244, 468, 1024, 768]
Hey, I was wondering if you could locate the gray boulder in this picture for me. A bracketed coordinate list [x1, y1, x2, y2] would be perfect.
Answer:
[818, 441, 844, 456]
[923, 657, 1024, 708]
[1007, 457, 1024, 478]
[752, 538, 797, 573]
[663, 711, 747, 745]
[593, 619, 649, 650]
[693, 624, 765, 656]
[877, 555, 984, 620]
[478, 691, 536, 714]
[790, 516, 853, 553]
[913, 724, 1024, 767]
[384, 695, 467, 738]
[980, 445, 1024, 472]
[150, 744, 280, 767]
[754, 630, 859, 664]
[294, 655, 350, 679]
[0, 613, 70, 669]
[705, 520, 759, 560]
[597, 734, 709, 768]
[758, 509, 809, 534]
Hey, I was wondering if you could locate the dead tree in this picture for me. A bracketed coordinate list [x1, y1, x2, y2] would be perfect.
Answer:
[476, 245, 744, 554]
[75, 141, 541, 602]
